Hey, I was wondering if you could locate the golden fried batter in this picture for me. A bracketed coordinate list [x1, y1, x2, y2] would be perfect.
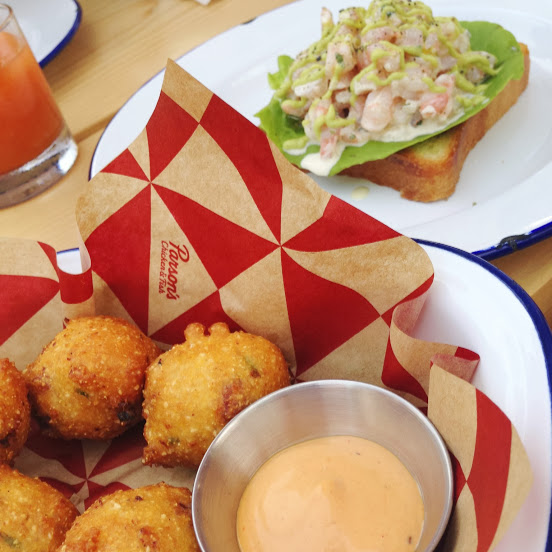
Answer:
[0, 464, 78, 551]
[58, 483, 199, 552]
[0, 358, 30, 465]
[23, 316, 162, 440]
[143, 322, 290, 468]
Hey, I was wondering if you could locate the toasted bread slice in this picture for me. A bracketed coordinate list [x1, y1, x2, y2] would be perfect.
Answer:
[340, 43, 530, 202]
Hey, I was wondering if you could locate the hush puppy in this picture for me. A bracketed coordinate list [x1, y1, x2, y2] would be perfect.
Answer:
[0, 359, 30, 464]
[0, 464, 78, 551]
[143, 322, 290, 468]
[23, 316, 161, 440]
[58, 483, 199, 552]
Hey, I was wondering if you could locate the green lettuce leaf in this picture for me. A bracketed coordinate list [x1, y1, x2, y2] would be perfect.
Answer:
[256, 21, 524, 176]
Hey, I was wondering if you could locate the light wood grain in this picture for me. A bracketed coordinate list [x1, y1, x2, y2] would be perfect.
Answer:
[493, 239, 552, 324]
[43, 0, 296, 142]
[0, 0, 550, 328]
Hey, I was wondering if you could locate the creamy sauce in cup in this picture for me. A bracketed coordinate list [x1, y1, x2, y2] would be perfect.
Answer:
[236, 435, 424, 552]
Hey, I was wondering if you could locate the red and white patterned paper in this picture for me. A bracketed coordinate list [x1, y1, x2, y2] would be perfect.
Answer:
[0, 61, 532, 550]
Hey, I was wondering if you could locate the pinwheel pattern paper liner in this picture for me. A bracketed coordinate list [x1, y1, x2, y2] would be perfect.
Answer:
[0, 61, 532, 551]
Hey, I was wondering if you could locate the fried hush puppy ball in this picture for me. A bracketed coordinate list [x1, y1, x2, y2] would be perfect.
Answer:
[23, 316, 162, 440]
[143, 322, 290, 469]
[0, 359, 30, 465]
[0, 464, 78, 552]
[58, 483, 199, 552]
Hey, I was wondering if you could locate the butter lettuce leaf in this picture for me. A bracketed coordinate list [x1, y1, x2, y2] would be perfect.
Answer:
[256, 21, 524, 176]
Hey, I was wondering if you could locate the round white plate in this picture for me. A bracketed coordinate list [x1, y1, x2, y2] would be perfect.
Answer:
[414, 240, 551, 552]
[9, 0, 81, 67]
[89, 0, 552, 259]
[57, 239, 552, 550]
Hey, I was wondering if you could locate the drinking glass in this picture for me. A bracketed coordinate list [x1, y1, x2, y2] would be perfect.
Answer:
[0, 3, 77, 208]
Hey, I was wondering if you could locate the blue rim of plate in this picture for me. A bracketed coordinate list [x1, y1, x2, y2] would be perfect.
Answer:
[38, 0, 82, 67]
[56, 239, 552, 549]
[474, 220, 552, 261]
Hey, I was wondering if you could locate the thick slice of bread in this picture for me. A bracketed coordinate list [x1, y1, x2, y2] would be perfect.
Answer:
[340, 43, 530, 202]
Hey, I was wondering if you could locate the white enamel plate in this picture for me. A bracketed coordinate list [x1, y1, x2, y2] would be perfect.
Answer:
[413, 241, 551, 552]
[10, 0, 81, 66]
[89, 0, 552, 258]
[57, 238, 552, 550]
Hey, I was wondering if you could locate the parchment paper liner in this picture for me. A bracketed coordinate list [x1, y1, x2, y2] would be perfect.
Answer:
[0, 61, 533, 551]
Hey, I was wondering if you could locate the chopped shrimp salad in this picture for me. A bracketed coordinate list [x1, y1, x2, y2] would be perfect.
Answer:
[259, 0, 524, 176]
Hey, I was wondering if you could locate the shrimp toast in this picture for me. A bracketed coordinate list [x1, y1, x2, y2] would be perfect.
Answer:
[341, 43, 530, 202]
[258, 0, 529, 202]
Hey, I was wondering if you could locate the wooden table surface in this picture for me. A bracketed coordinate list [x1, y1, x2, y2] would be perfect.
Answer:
[0, 0, 551, 327]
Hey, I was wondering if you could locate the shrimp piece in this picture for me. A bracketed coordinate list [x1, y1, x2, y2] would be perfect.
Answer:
[464, 51, 497, 84]
[397, 27, 424, 48]
[360, 86, 394, 132]
[360, 43, 401, 72]
[362, 26, 397, 44]
[281, 95, 311, 118]
[391, 65, 428, 100]
[320, 7, 333, 32]
[351, 70, 379, 95]
[340, 96, 370, 145]
[304, 99, 341, 158]
[381, 49, 401, 73]
[392, 99, 419, 126]
[374, 5, 401, 28]
[293, 77, 328, 99]
[440, 55, 457, 72]
[334, 90, 353, 115]
[290, 58, 328, 99]
[438, 20, 458, 41]
[331, 69, 354, 91]
[291, 62, 311, 82]
[419, 74, 455, 119]
[424, 32, 439, 51]
[425, 32, 448, 57]
[335, 25, 359, 41]
[340, 125, 370, 145]
[338, 8, 363, 25]
[465, 67, 484, 84]
[335, 9, 362, 40]
[347, 94, 366, 122]
[357, 45, 373, 70]
[325, 40, 356, 78]
[358, 26, 397, 68]
[319, 129, 339, 158]
[303, 98, 332, 142]
[401, 54, 434, 78]
[454, 30, 471, 54]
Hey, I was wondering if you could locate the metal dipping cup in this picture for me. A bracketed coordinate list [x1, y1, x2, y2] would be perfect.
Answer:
[0, 4, 77, 208]
[193, 380, 454, 552]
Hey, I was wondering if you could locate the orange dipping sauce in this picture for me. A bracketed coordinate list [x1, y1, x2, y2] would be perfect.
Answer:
[0, 32, 63, 174]
[236, 436, 424, 552]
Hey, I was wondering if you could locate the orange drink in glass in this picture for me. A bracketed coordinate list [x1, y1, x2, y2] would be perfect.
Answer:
[0, 4, 77, 207]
